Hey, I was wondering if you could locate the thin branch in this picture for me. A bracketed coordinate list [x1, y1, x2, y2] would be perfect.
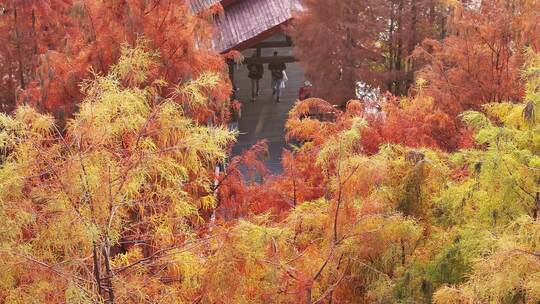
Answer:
[312, 266, 348, 304]
[313, 246, 335, 282]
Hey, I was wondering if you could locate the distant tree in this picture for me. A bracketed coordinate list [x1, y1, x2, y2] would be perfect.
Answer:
[414, 0, 540, 116]
[1, 0, 231, 123]
[288, 0, 449, 102]
[0, 0, 69, 113]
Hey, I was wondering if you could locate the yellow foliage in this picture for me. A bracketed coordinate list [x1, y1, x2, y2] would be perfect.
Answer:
[0, 43, 235, 302]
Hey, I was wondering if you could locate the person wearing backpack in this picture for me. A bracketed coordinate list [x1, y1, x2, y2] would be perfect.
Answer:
[268, 51, 286, 102]
[247, 53, 264, 102]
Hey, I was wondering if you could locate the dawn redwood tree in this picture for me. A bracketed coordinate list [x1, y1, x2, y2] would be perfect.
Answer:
[288, 0, 449, 103]
[0, 0, 70, 113]
[344, 0, 540, 153]
[214, 140, 271, 219]
[213, 98, 434, 303]
[359, 83, 473, 153]
[0, 44, 235, 303]
[432, 49, 540, 303]
[15, 0, 231, 123]
[414, 0, 540, 116]
[1, 0, 539, 302]
[217, 49, 538, 301]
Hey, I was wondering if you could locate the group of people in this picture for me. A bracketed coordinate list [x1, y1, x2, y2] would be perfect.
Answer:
[247, 51, 313, 103]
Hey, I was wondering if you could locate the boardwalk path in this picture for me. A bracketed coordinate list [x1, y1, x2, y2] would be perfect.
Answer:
[231, 48, 305, 172]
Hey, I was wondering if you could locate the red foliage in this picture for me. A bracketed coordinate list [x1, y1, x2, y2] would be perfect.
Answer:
[288, 0, 448, 102]
[246, 147, 327, 215]
[216, 140, 270, 219]
[0, 0, 70, 112]
[3, 0, 231, 122]
[414, 0, 540, 116]
[287, 0, 539, 153]
[357, 93, 474, 153]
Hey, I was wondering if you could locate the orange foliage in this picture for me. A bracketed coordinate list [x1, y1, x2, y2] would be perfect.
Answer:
[361, 94, 473, 152]
[216, 140, 270, 219]
[414, 0, 540, 116]
[0, 0, 70, 112]
[219, 99, 362, 216]
[288, 0, 449, 102]
[13, 0, 231, 122]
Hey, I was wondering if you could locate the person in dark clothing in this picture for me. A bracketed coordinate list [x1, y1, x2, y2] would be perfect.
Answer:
[247, 52, 264, 102]
[268, 51, 286, 102]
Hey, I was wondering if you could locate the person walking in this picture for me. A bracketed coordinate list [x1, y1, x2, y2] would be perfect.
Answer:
[247, 52, 263, 102]
[268, 51, 286, 102]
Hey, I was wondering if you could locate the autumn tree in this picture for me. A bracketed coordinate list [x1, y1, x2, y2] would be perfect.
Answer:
[415, 0, 540, 116]
[0, 43, 235, 303]
[1, 0, 539, 303]
[212, 99, 435, 303]
[1, 0, 232, 123]
[431, 49, 540, 303]
[357, 80, 473, 153]
[352, 48, 540, 303]
[0, 0, 70, 113]
[288, 0, 449, 102]
[215, 97, 453, 302]
[288, 0, 539, 153]
[213, 48, 539, 302]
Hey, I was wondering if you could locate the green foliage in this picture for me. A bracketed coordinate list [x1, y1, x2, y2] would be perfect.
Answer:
[363, 50, 540, 304]
[0, 42, 235, 302]
[0, 5, 538, 303]
[428, 49, 540, 303]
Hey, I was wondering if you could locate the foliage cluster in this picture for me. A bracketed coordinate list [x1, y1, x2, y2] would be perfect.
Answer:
[0, 0, 539, 303]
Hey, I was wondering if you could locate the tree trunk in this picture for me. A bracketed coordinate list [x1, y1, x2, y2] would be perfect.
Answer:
[401, 239, 406, 265]
[32, 8, 37, 55]
[395, 0, 404, 95]
[407, 0, 418, 89]
[533, 191, 539, 220]
[306, 288, 312, 304]
[92, 242, 102, 297]
[228, 60, 237, 99]
[387, 3, 396, 92]
[13, 4, 26, 90]
[440, 13, 447, 39]
[103, 239, 115, 303]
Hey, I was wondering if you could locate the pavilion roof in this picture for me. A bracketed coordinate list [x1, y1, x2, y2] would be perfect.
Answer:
[188, 0, 222, 14]
[213, 0, 301, 53]
[189, 0, 301, 53]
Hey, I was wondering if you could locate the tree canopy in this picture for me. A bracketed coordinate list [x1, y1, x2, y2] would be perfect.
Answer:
[0, 0, 539, 303]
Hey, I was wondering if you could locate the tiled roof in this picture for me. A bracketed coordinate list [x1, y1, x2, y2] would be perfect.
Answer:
[188, 0, 222, 14]
[213, 0, 300, 52]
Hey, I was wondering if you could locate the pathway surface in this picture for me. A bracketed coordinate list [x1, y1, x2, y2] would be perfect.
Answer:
[231, 47, 305, 172]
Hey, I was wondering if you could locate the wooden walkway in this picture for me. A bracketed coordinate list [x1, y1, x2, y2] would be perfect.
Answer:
[231, 45, 305, 172]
